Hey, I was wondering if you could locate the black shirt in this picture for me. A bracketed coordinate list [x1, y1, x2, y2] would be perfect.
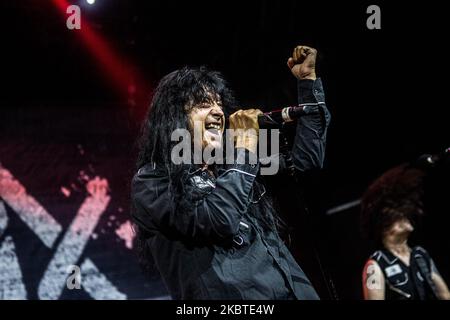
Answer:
[370, 246, 438, 300]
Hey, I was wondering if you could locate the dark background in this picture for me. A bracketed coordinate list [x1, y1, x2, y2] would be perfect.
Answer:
[0, 0, 448, 299]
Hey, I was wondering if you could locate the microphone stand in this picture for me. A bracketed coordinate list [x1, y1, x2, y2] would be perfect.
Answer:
[278, 122, 339, 300]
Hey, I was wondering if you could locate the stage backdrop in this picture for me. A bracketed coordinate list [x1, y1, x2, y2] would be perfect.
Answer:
[0, 106, 168, 300]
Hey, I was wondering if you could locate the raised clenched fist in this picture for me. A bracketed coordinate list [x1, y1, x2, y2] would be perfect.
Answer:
[287, 45, 317, 80]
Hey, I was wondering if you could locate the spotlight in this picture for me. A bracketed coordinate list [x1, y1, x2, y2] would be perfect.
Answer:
[86, 0, 95, 5]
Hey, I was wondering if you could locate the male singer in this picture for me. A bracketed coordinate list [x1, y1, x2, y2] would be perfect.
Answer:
[131, 45, 331, 299]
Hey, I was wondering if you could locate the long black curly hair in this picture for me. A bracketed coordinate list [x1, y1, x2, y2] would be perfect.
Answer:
[360, 164, 426, 249]
[136, 66, 236, 171]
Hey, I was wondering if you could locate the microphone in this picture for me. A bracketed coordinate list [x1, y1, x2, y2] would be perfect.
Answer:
[257, 103, 322, 128]
[415, 147, 450, 168]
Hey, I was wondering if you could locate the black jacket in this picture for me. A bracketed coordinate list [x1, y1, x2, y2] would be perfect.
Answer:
[131, 79, 331, 299]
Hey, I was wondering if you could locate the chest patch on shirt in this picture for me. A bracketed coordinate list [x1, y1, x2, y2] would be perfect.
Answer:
[385, 264, 403, 277]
